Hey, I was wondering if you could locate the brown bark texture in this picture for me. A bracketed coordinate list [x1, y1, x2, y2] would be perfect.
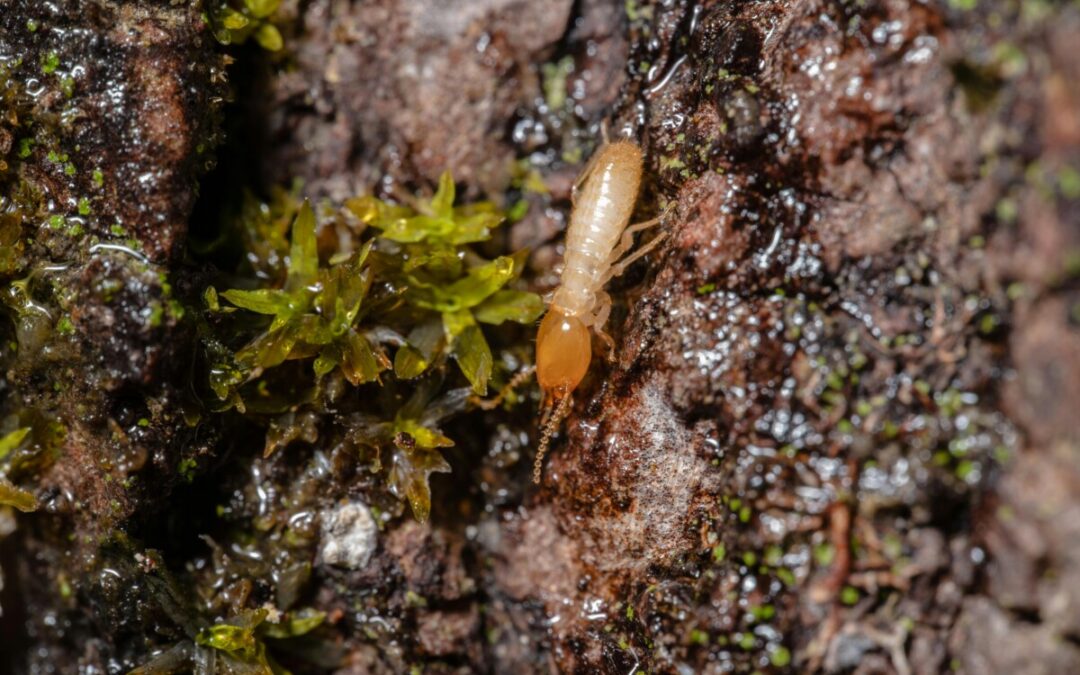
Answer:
[1, 0, 1079, 673]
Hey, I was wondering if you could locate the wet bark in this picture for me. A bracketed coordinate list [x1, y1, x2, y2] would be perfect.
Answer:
[2, 0, 1079, 673]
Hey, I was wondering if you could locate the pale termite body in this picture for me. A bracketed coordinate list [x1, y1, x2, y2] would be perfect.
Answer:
[532, 139, 664, 482]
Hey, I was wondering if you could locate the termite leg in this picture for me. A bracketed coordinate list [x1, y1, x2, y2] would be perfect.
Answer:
[590, 290, 617, 361]
[534, 393, 573, 484]
[605, 217, 662, 272]
[604, 227, 668, 283]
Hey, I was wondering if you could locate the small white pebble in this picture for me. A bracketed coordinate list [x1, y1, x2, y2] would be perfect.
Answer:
[320, 501, 377, 570]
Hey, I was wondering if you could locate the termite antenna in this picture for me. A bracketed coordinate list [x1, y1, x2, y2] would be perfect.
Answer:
[533, 394, 572, 484]
[472, 365, 535, 411]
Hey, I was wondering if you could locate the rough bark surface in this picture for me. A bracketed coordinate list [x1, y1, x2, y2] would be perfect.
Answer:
[2, 0, 1079, 674]
[0, 0, 224, 669]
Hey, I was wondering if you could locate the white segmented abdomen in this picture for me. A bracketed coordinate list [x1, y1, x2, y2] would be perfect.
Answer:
[552, 141, 644, 321]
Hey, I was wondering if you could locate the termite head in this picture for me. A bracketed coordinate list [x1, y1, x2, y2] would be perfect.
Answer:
[532, 307, 590, 484]
[536, 307, 591, 404]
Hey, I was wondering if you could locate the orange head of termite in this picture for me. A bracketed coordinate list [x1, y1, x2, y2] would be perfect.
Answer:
[536, 307, 591, 403]
[532, 307, 592, 483]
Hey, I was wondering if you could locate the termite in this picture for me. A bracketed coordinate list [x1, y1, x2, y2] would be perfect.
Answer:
[532, 138, 665, 483]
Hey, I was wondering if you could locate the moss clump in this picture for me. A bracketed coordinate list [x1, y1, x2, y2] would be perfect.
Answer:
[0, 409, 63, 509]
[129, 600, 328, 674]
[203, 173, 541, 521]
[207, 0, 286, 51]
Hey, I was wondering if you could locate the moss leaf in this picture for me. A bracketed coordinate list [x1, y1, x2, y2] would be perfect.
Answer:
[345, 195, 412, 228]
[285, 201, 319, 293]
[220, 288, 290, 315]
[444, 311, 492, 395]
[261, 607, 326, 639]
[264, 411, 319, 458]
[0, 478, 36, 512]
[0, 427, 30, 461]
[388, 447, 451, 523]
[430, 171, 456, 218]
[339, 330, 382, 385]
[128, 641, 194, 675]
[220, 8, 250, 30]
[378, 215, 450, 243]
[196, 609, 267, 658]
[236, 323, 299, 369]
[395, 419, 454, 450]
[393, 345, 428, 380]
[393, 319, 443, 379]
[244, 0, 281, 19]
[253, 23, 283, 52]
[409, 256, 515, 312]
[447, 211, 502, 244]
[473, 290, 544, 325]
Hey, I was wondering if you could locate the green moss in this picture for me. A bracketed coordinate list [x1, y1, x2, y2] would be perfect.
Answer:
[770, 645, 792, 667]
[738, 632, 756, 650]
[177, 457, 197, 483]
[541, 56, 575, 111]
[41, 51, 60, 74]
[840, 586, 860, 605]
[813, 543, 835, 566]
[206, 172, 541, 521]
[1059, 166, 1080, 200]
[208, 0, 286, 52]
[0, 478, 36, 511]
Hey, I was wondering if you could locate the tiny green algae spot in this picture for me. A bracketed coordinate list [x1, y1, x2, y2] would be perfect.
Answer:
[770, 645, 792, 667]
[840, 586, 860, 605]
[41, 51, 60, 74]
[1059, 166, 1080, 200]
[178, 457, 197, 482]
[541, 56, 574, 111]
[147, 302, 164, 328]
